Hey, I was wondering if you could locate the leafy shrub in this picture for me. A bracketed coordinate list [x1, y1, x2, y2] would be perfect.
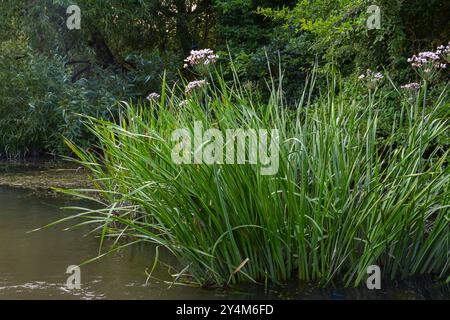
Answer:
[0, 38, 132, 157]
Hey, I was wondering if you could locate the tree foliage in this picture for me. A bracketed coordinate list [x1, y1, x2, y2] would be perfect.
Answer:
[0, 0, 448, 157]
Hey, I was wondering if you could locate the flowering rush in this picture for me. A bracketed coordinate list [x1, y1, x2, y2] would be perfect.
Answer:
[407, 51, 446, 70]
[179, 100, 189, 107]
[358, 69, 384, 81]
[400, 82, 420, 91]
[185, 80, 207, 94]
[184, 49, 218, 68]
[436, 41, 450, 63]
[146, 92, 161, 100]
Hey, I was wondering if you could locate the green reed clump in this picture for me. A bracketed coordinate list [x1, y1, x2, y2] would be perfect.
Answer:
[61, 71, 449, 287]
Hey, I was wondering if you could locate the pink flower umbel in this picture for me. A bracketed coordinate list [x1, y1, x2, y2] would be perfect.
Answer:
[185, 80, 207, 94]
[407, 52, 440, 68]
[400, 82, 421, 103]
[184, 49, 218, 69]
[179, 100, 189, 107]
[408, 47, 448, 80]
[358, 69, 384, 89]
[183, 49, 218, 76]
[435, 41, 450, 65]
[400, 83, 420, 91]
[146, 92, 161, 101]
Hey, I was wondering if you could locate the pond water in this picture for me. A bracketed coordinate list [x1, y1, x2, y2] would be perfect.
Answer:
[0, 186, 448, 300]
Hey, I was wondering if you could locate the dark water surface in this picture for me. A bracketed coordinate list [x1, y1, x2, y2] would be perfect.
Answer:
[0, 186, 448, 300]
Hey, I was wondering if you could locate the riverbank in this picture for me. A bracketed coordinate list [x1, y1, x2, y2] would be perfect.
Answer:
[0, 160, 91, 196]
[3, 186, 448, 299]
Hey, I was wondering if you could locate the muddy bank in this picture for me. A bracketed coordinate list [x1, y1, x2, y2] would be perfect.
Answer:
[0, 160, 92, 196]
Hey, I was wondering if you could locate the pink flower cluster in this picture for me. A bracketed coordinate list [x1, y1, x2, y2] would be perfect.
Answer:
[358, 69, 384, 81]
[185, 80, 207, 94]
[146, 92, 161, 100]
[407, 43, 449, 80]
[400, 82, 420, 91]
[436, 41, 450, 62]
[407, 51, 446, 70]
[183, 49, 218, 69]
